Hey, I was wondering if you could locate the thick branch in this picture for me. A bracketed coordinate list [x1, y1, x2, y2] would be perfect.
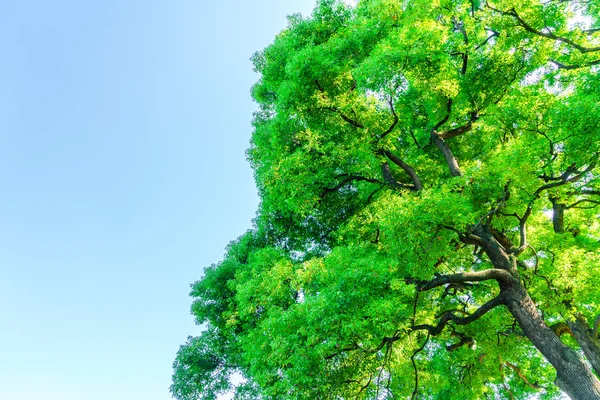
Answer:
[437, 111, 480, 139]
[383, 150, 423, 190]
[412, 294, 506, 335]
[414, 269, 512, 292]
[381, 163, 416, 191]
[550, 196, 565, 233]
[431, 133, 462, 176]
[568, 315, 600, 377]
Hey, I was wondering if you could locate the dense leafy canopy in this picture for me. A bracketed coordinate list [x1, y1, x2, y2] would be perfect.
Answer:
[172, 0, 600, 399]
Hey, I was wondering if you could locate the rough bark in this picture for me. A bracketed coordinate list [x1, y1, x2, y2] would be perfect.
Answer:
[503, 283, 600, 399]
[431, 132, 462, 177]
[568, 315, 600, 377]
[383, 150, 423, 191]
[469, 225, 600, 399]
[550, 196, 566, 233]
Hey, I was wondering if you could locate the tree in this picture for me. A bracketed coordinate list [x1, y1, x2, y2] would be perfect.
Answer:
[171, 0, 600, 398]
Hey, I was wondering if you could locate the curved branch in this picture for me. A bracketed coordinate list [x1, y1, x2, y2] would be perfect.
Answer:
[431, 133, 463, 176]
[551, 59, 600, 70]
[566, 199, 600, 209]
[379, 96, 399, 141]
[452, 17, 469, 75]
[323, 106, 365, 129]
[475, 29, 500, 50]
[502, 360, 543, 390]
[383, 150, 423, 190]
[412, 294, 506, 335]
[489, 5, 600, 53]
[433, 98, 453, 131]
[321, 175, 382, 197]
[381, 162, 418, 191]
[437, 111, 480, 139]
[512, 161, 597, 254]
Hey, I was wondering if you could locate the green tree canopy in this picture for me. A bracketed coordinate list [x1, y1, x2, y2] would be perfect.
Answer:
[172, 0, 600, 398]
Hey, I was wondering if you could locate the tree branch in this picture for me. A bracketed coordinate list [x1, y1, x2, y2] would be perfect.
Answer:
[489, 5, 600, 53]
[433, 98, 453, 131]
[412, 294, 506, 335]
[314, 81, 366, 129]
[566, 199, 600, 209]
[475, 29, 500, 50]
[321, 175, 382, 197]
[452, 17, 469, 75]
[323, 106, 365, 129]
[379, 96, 399, 141]
[411, 333, 429, 400]
[381, 162, 418, 191]
[437, 111, 480, 139]
[501, 359, 543, 389]
[412, 269, 512, 292]
[383, 150, 423, 190]
[431, 134, 462, 176]
[511, 161, 597, 254]
[551, 59, 600, 70]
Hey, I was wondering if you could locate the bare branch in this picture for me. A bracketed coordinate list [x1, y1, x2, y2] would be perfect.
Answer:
[324, 343, 360, 360]
[475, 29, 500, 50]
[452, 17, 469, 75]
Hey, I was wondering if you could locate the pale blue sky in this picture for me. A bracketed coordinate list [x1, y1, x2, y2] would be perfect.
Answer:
[0, 1, 315, 399]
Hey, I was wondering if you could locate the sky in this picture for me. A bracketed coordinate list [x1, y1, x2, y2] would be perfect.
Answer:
[0, 1, 317, 399]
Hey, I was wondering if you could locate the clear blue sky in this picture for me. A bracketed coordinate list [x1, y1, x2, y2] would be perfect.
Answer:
[0, 1, 315, 399]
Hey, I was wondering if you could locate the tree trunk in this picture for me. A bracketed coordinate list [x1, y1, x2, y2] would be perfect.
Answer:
[502, 282, 600, 399]
[472, 225, 600, 399]
[568, 315, 600, 377]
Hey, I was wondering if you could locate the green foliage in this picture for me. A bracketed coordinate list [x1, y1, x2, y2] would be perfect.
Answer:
[173, 0, 600, 398]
